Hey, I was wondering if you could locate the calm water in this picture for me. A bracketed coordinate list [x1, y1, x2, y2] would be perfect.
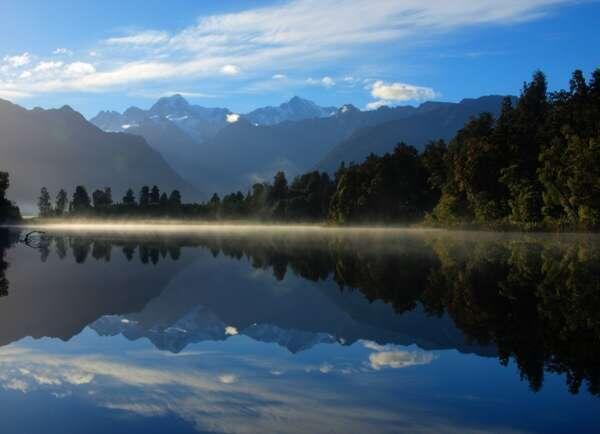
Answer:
[0, 226, 598, 434]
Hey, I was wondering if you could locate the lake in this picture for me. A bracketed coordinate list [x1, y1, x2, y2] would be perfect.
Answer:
[0, 225, 598, 433]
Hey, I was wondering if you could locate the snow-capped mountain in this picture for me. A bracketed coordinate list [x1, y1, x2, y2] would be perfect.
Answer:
[90, 94, 231, 143]
[243, 96, 337, 125]
[91, 309, 338, 354]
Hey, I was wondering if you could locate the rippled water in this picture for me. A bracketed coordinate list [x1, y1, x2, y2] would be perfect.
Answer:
[0, 226, 598, 433]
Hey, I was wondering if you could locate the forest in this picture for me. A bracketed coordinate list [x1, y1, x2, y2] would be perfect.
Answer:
[22, 68, 600, 230]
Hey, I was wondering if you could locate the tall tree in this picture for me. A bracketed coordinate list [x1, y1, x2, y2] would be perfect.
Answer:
[122, 189, 136, 206]
[139, 186, 150, 207]
[55, 189, 68, 216]
[150, 185, 160, 204]
[38, 187, 53, 217]
[71, 186, 91, 213]
[92, 189, 106, 208]
[168, 190, 182, 207]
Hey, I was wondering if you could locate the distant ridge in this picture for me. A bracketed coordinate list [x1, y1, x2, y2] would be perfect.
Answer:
[0, 99, 199, 211]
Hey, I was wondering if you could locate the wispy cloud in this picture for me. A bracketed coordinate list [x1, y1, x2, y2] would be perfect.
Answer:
[104, 30, 170, 46]
[3, 52, 31, 68]
[0, 0, 574, 99]
[53, 48, 73, 56]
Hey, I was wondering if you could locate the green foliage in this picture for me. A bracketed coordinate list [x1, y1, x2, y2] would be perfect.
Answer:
[430, 68, 600, 230]
[122, 189, 136, 206]
[0, 172, 20, 222]
[329, 143, 430, 223]
[70, 186, 91, 213]
[38, 187, 53, 217]
[55, 189, 68, 216]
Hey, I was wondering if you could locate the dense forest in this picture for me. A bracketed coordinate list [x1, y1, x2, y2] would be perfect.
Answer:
[0, 172, 21, 223]
[31, 68, 600, 230]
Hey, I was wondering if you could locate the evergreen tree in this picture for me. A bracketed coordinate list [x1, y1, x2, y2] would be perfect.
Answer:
[168, 190, 182, 207]
[104, 187, 113, 206]
[122, 189, 136, 206]
[71, 186, 91, 213]
[139, 186, 150, 207]
[92, 189, 106, 208]
[150, 185, 160, 204]
[55, 189, 68, 216]
[0, 172, 20, 222]
[38, 187, 53, 217]
[269, 171, 288, 204]
[159, 192, 168, 207]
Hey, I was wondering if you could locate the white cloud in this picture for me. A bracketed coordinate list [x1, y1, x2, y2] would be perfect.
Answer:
[221, 64, 241, 75]
[65, 62, 96, 76]
[272, 74, 286, 80]
[226, 113, 240, 123]
[370, 80, 436, 102]
[53, 48, 73, 56]
[19, 70, 32, 79]
[321, 76, 335, 87]
[217, 374, 238, 384]
[365, 100, 393, 110]
[105, 30, 169, 46]
[3, 52, 31, 68]
[34, 61, 63, 72]
[306, 76, 335, 87]
[0, 89, 31, 99]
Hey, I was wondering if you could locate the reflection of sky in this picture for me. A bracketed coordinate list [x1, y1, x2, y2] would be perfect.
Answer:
[1, 237, 600, 434]
[0, 330, 598, 434]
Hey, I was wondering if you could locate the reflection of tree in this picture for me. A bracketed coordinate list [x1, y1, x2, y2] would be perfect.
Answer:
[44, 231, 600, 396]
[0, 229, 17, 297]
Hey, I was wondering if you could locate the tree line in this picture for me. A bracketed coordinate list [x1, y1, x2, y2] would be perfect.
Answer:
[37, 185, 183, 218]
[35, 68, 600, 230]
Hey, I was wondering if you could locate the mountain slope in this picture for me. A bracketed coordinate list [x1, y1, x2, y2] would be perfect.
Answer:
[190, 97, 508, 192]
[0, 99, 198, 211]
[317, 96, 513, 172]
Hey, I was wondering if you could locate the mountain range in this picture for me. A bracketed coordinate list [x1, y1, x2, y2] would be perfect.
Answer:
[0, 92, 512, 210]
[0, 99, 198, 212]
[91, 94, 510, 194]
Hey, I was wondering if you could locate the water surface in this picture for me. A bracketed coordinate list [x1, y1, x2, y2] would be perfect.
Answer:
[0, 226, 598, 433]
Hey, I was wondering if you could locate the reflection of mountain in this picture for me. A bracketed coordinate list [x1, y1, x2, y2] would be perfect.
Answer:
[91, 246, 492, 356]
[0, 237, 192, 347]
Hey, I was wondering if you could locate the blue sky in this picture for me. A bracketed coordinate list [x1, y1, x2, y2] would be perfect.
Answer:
[0, 0, 598, 118]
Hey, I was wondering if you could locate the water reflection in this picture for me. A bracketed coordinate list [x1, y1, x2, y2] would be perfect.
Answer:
[0, 228, 598, 433]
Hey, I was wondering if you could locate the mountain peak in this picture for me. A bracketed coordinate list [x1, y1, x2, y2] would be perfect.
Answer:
[337, 104, 359, 114]
[150, 94, 191, 116]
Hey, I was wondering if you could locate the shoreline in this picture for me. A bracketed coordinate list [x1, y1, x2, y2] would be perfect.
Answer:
[4, 220, 600, 241]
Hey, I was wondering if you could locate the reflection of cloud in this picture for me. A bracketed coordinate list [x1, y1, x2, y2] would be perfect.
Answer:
[319, 363, 333, 374]
[0, 343, 508, 434]
[225, 326, 239, 336]
[218, 374, 238, 384]
[361, 340, 387, 351]
[369, 350, 433, 370]
[4, 378, 29, 392]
